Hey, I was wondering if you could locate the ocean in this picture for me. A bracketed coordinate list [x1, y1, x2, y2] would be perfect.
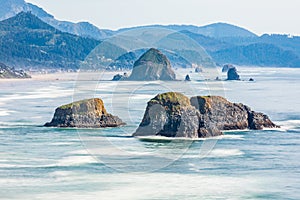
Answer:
[0, 67, 299, 200]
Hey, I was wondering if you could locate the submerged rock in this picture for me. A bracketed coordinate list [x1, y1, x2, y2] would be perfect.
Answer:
[127, 48, 176, 81]
[133, 92, 279, 138]
[227, 67, 240, 80]
[45, 98, 125, 128]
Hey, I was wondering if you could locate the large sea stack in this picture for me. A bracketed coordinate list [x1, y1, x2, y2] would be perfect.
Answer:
[227, 67, 240, 80]
[127, 48, 176, 81]
[45, 98, 125, 128]
[133, 92, 279, 138]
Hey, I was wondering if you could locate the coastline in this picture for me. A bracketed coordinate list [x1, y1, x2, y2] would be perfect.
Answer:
[0, 71, 123, 82]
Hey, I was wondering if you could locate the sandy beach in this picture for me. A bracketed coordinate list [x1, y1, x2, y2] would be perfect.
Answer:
[0, 71, 127, 82]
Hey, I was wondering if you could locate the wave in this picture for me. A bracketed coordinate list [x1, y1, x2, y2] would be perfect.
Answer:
[136, 134, 244, 142]
[184, 149, 244, 159]
[0, 89, 73, 104]
[56, 156, 98, 167]
[275, 120, 300, 131]
[0, 109, 14, 117]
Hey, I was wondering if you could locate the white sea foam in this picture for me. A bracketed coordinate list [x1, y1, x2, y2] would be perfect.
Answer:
[207, 148, 244, 157]
[130, 94, 157, 100]
[217, 134, 245, 140]
[276, 120, 300, 131]
[56, 156, 97, 166]
[0, 89, 73, 104]
[14, 173, 266, 200]
[0, 109, 14, 116]
[136, 134, 244, 142]
[184, 149, 244, 159]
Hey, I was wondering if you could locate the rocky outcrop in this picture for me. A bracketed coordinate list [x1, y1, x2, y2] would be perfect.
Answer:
[112, 73, 128, 81]
[133, 92, 202, 138]
[127, 48, 176, 81]
[227, 67, 240, 80]
[0, 62, 31, 79]
[190, 96, 249, 131]
[185, 74, 191, 81]
[45, 98, 125, 128]
[133, 92, 279, 138]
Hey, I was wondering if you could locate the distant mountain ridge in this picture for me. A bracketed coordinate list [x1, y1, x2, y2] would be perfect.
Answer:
[0, 12, 100, 69]
[0, 0, 300, 68]
[0, 0, 113, 40]
[117, 23, 257, 39]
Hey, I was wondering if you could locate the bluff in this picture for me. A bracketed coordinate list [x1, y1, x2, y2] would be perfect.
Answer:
[127, 48, 176, 81]
[0, 62, 31, 79]
[45, 98, 125, 128]
[133, 92, 279, 138]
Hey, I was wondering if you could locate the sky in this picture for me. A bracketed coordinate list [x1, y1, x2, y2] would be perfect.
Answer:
[25, 0, 300, 36]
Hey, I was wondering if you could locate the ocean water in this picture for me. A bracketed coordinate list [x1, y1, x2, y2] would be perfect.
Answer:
[0, 67, 299, 200]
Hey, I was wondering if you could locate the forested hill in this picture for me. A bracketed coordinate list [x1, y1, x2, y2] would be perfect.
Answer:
[0, 12, 100, 70]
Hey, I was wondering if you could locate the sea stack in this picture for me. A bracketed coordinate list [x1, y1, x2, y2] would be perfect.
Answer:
[222, 64, 235, 73]
[127, 48, 176, 81]
[227, 67, 240, 80]
[45, 98, 125, 128]
[133, 92, 279, 138]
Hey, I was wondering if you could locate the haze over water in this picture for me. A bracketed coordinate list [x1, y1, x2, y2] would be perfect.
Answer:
[0, 67, 299, 199]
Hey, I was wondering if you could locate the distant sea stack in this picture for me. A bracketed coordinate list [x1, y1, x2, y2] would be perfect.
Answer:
[45, 98, 125, 128]
[0, 62, 31, 79]
[133, 92, 279, 138]
[127, 48, 176, 81]
[222, 64, 235, 73]
[227, 67, 240, 80]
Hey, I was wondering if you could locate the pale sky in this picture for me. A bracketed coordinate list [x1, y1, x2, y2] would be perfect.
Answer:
[25, 0, 300, 36]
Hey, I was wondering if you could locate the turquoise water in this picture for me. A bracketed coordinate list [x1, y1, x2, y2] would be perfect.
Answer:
[0, 67, 299, 199]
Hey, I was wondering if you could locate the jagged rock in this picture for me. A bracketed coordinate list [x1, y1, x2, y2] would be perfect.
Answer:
[0, 62, 31, 79]
[190, 96, 249, 131]
[185, 74, 191, 81]
[222, 64, 235, 72]
[45, 98, 125, 128]
[127, 48, 176, 81]
[133, 92, 279, 138]
[227, 67, 240, 80]
[247, 110, 278, 130]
